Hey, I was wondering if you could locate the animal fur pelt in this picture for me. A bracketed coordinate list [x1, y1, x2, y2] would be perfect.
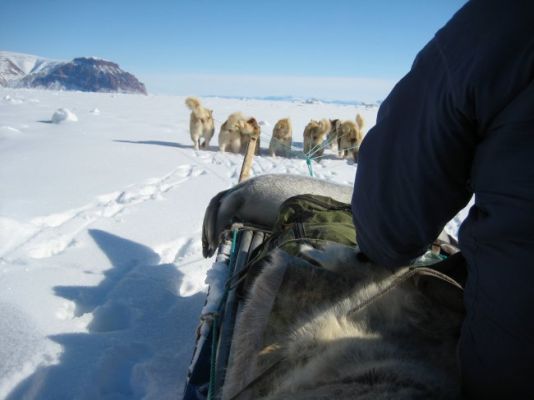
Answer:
[201, 174, 353, 257]
[303, 119, 331, 157]
[222, 244, 463, 400]
[185, 97, 215, 150]
[269, 118, 292, 157]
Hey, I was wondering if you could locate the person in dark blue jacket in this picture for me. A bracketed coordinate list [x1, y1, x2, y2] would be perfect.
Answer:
[352, 0, 534, 397]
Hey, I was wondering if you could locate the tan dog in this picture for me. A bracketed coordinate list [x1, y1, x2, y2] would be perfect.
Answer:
[337, 120, 360, 160]
[303, 119, 331, 157]
[219, 112, 261, 154]
[326, 119, 341, 151]
[219, 112, 246, 153]
[337, 113, 365, 161]
[356, 113, 365, 133]
[269, 118, 292, 157]
[185, 97, 215, 151]
[240, 116, 261, 155]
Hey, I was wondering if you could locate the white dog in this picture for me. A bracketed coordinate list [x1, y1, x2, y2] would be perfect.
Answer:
[185, 97, 215, 151]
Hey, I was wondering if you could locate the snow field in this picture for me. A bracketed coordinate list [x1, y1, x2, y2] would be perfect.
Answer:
[0, 88, 379, 399]
[0, 88, 469, 399]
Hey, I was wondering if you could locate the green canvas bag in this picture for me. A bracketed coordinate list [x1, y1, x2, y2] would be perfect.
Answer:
[247, 194, 356, 268]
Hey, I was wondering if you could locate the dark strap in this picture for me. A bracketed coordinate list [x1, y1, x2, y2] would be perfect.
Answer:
[348, 262, 464, 317]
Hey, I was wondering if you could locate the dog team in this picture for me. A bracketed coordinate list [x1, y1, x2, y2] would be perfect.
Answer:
[185, 96, 365, 161]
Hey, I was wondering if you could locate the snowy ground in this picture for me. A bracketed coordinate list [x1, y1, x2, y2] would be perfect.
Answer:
[0, 88, 393, 399]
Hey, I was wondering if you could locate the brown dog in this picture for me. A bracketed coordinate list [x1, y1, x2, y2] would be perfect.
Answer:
[269, 118, 292, 157]
[185, 97, 215, 150]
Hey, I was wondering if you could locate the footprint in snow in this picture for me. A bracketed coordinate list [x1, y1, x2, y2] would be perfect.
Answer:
[174, 238, 202, 262]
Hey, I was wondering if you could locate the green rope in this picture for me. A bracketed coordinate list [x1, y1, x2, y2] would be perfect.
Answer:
[230, 228, 238, 255]
[310, 143, 361, 162]
[208, 227, 240, 400]
[305, 140, 325, 159]
[304, 129, 356, 161]
[305, 129, 342, 159]
[306, 157, 314, 177]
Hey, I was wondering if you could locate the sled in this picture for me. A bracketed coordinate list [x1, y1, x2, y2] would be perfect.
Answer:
[184, 137, 266, 399]
[183, 197, 464, 399]
[183, 225, 268, 400]
[184, 141, 465, 399]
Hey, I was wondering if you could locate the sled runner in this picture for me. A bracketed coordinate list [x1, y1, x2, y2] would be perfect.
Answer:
[184, 184, 465, 400]
[183, 225, 268, 400]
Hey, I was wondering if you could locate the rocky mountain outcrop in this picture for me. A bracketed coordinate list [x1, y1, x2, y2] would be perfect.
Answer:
[0, 51, 147, 94]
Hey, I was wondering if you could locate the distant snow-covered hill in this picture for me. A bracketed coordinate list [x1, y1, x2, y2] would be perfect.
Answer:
[208, 95, 382, 108]
[0, 51, 55, 85]
[0, 51, 146, 94]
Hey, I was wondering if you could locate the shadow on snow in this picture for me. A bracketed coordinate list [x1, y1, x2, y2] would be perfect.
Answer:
[8, 229, 206, 400]
[114, 139, 220, 153]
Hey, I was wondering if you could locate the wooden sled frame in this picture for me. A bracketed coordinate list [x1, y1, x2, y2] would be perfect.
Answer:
[184, 127, 263, 400]
[183, 225, 269, 400]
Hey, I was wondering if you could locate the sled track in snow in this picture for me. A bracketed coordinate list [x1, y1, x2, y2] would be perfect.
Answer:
[2, 164, 206, 261]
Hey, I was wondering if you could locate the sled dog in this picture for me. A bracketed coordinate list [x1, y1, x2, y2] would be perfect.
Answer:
[336, 114, 365, 161]
[337, 120, 361, 160]
[222, 244, 463, 400]
[269, 118, 292, 157]
[326, 119, 341, 151]
[356, 112, 365, 133]
[303, 119, 331, 157]
[219, 112, 261, 154]
[240, 116, 261, 156]
[185, 97, 215, 150]
[201, 174, 353, 257]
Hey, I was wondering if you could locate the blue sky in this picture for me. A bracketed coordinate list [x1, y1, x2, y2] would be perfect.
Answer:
[0, 0, 467, 101]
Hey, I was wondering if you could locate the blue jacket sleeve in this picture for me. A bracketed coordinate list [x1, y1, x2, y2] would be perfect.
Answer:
[352, 38, 476, 267]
